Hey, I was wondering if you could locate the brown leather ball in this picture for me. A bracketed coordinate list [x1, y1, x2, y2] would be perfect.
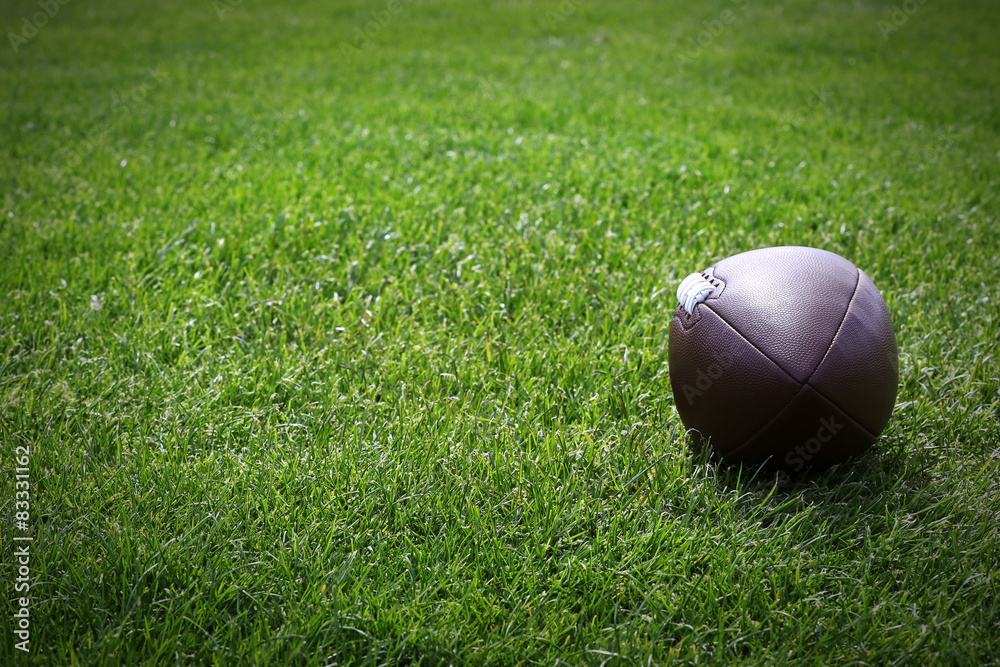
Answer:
[668, 246, 898, 473]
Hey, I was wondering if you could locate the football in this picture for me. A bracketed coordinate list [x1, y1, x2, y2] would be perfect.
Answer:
[668, 246, 898, 473]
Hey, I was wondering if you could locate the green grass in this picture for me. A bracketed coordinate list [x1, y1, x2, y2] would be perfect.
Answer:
[2, 0, 999, 664]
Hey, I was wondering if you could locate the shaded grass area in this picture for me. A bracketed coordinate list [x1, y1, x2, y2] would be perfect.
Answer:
[2, 0, 999, 664]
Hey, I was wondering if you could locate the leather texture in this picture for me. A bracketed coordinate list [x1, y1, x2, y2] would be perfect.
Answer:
[707, 246, 859, 383]
[669, 246, 898, 473]
[668, 305, 801, 454]
[807, 269, 898, 437]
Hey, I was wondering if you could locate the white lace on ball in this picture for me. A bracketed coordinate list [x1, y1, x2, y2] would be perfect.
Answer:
[676, 272, 715, 315]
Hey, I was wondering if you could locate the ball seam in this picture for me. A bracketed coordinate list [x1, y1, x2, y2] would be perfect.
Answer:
[803, 267, 861, 386]
[725, 383, 878, 462]
[703, 266, 880, 454]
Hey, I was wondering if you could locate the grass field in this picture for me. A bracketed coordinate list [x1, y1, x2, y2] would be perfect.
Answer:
[2, 0, 999, 664]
